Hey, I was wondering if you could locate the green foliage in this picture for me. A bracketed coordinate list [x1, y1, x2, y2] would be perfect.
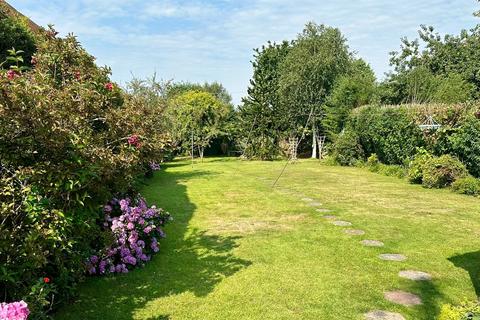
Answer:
[278, 22, 350, 141]
[349, 105, 425, 164]
[439, 301, 480, 320]
[331, 131, 364, 166]
[238, 41, 291, 159]
[421, 155, 467, 188]
[169, 90, 231, 159]
[407, 148, 433, 184]
[366, 154, 406, 178]
[433, 73, 475, 103]
[239, 22, 359, 160]
[379, 66, 474, 105]
[451, 176, 480, 196]
[366, 153, 380, 170]
[384, 21, 480, 103]
[0, 6, 36, 69]
[166, 81, 233, 105]
[125, 75, 174, 161]
[324, 59, 377, 138]
[449, 116, 480, 177]
[0, 27, 171, 317]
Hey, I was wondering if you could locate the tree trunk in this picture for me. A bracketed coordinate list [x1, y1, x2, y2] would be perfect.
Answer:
[199, 146, 204, 162]
[311, 124, 317, 159]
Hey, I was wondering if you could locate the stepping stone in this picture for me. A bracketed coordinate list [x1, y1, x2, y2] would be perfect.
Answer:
[379, 254, 407, 262]
[308, 202, 322, 207]
[361, 240, 384, 247]
[322, 215, 337, 220]
[398, 270, 432, 281]
[332, 220, 352, 227]
[384, 290, 422, 306]
[364, 310, 406, 320]
[316, 208, 332, 213]
[344, 229, 365, 236]
[301, 197, 314, 202]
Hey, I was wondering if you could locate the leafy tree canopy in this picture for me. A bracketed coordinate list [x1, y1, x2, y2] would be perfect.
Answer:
[169, 90, 231, 159]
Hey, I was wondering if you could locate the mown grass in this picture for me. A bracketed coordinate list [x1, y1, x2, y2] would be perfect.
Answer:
[55, 157, 480, 320]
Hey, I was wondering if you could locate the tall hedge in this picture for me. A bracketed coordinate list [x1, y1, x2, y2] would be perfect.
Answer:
[349, 105, 425, 164]
[345, 103, 477, 168]
[449, 116, 480, 177]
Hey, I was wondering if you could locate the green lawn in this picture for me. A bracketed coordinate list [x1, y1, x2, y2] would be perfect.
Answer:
[55, 158, 480, 320]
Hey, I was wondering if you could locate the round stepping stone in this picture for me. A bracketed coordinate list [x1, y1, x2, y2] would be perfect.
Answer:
[322, 215, 337, 220]
[332, 220, 352, 227]
[316, 208, 332, 213]
[398, 270, 432, 281]
[308, 202, 322, 207]
[384, 290, 422, 306]
[379, 254, 407, 262]
[301, 197, 314, 202]
[361, 240, 384, 247]
[344, 229, 365, 235]
[364, 310, 406, 320]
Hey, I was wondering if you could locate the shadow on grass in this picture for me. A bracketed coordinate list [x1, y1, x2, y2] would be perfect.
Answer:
[55, 163, 251, 320]
[448, 250, 480, 298]
[410, 279, 445, 320]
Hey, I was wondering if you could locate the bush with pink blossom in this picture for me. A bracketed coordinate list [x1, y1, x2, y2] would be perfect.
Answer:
[86, 197, 171, 275]
[0, 301, 30, 320]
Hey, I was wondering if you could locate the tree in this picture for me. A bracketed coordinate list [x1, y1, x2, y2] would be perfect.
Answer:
[324, 59, 376, 139]
[278, 22, 351, 158]
[167, 81, 233, 105]
[169, 90, 230, 160]
[238, 41, 291, 159]
[384, 11, 480, 103]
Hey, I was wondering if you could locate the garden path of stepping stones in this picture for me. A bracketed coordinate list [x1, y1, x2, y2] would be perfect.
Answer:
[332, 220, 352, 226]
[364, 310, 405, 320]
[261, 180, 434, 319]
[344, 229, 365, 236]
[361, 240, 384, 247]
[379, 253, 407, 262]
[398, 270, 432, 281]
[384, 291, 422, 306]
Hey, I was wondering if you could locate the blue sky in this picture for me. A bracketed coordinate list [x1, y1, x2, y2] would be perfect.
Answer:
[9, 0, 479, 105]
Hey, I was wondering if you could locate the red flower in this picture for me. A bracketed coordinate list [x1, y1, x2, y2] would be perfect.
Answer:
[6, 70, 18, 80]
[104, 82, 114, 91]
[31, 56, 38, 65]
[43, 277, 50, 283]
[127, 135, 141, 148]
[74, 71, 81, 80]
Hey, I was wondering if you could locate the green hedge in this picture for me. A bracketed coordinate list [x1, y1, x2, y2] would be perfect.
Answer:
[342, 103, 480, 176]
[349, 105, 425, 164]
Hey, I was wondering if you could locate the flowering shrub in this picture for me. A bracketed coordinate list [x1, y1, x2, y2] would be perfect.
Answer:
[149, 162, 161, 171]
[0, 301, 30, 320]
[87, 197, 171, 275]
[127, 134, 142, 148]
[0, 22, 173, 319]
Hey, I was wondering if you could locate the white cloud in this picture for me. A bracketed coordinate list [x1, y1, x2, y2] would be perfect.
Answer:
[7, 0, 480, 104]
[143, 1, 218, 19]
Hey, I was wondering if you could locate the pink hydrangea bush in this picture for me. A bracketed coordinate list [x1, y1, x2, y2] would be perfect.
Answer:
[87, 197, 171, 275]
[0, 301, 30, 320]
